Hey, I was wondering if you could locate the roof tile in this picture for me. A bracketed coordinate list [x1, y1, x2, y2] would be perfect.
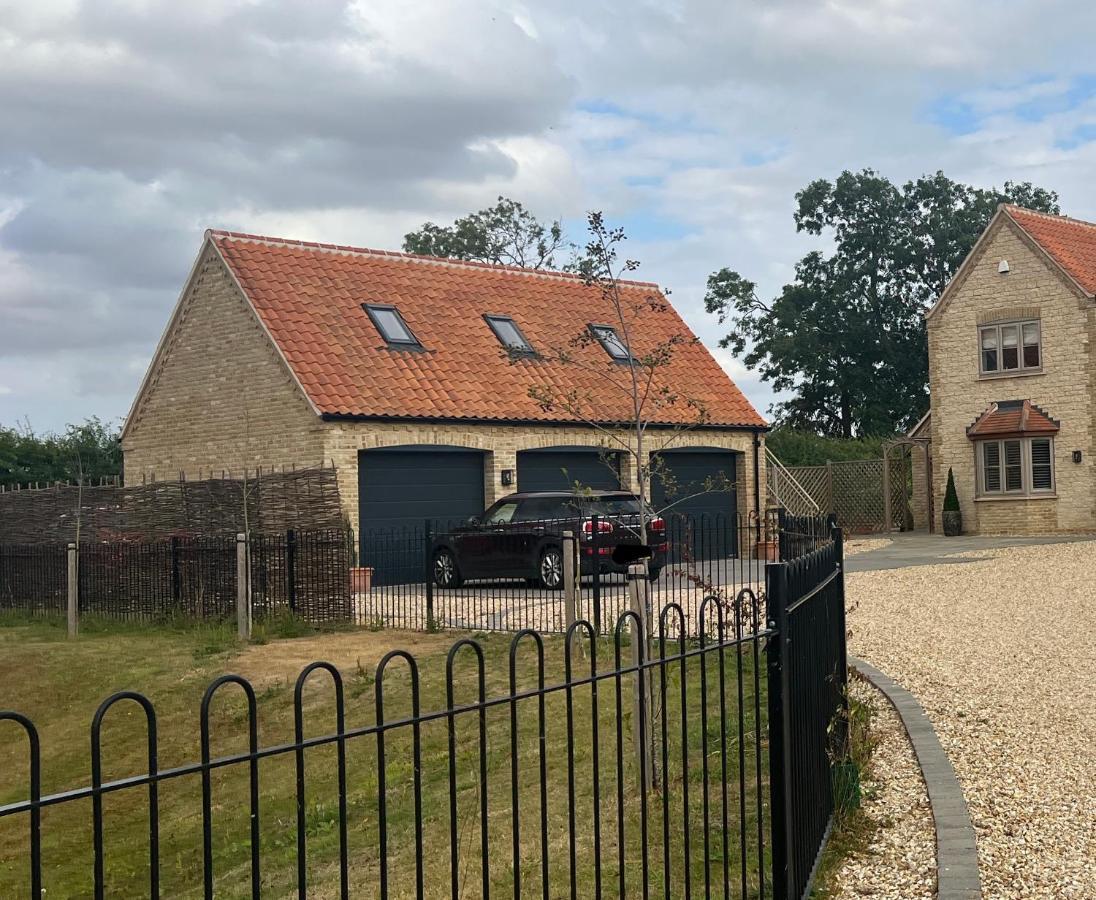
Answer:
[209, 230, 765, 428]
[1005, 206, 1096, 295]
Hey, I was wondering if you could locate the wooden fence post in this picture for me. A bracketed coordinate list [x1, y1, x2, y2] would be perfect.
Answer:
[825, 461, 835, 516]
[236, 532, 251, 640]
[882, 451, 893, 532]
[627, 562, 655, 792]
[66, 542, 78, 639]
[562, 530, 577, 632]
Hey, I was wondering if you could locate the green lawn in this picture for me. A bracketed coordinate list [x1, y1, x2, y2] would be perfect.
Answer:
[0, 614, 771, 898]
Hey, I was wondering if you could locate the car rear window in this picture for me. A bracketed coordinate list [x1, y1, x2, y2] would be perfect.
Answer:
[584, 496, 644, 516]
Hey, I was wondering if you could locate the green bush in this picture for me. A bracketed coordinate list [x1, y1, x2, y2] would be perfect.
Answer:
[943, 467, 960, 512]
[765, 427, 891, 466]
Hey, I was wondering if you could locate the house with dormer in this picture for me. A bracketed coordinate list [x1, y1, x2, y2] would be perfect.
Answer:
[918, 205, 1096, 534]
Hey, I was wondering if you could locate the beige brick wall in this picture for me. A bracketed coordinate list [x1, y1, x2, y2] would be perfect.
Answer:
[927, 219, 1096, 534]
[325, 421, 764, 540]
[909, 443, 931, 529]
[122, 246, 327, 481]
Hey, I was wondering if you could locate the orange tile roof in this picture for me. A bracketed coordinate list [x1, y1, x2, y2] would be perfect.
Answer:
[966, 400, 1059, 439]
[208, 230, 765, 428]
[1004, 206, 1096, 295]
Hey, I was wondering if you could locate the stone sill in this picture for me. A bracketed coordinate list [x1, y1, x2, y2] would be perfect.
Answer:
[976, 368, 1044, 381]
[974, 493, 1057, 502]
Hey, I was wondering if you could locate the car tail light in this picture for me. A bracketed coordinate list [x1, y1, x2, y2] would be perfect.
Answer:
[649, 517, 665, 532]
[581, 519, 614, 537]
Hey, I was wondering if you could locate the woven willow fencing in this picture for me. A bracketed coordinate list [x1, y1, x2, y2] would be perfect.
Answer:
[0, 466, 345, 545]
[770, 456, 910, 532]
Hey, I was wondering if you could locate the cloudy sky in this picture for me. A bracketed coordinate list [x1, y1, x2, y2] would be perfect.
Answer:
[3, 0, 1096, 433]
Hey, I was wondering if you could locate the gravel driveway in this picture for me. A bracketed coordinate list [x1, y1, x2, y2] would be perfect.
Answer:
[847, 540, 1096, 899]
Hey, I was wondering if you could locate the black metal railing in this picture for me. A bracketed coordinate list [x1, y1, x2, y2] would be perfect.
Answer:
[766, 516, 846, 899]
[0, 530, 351, 624]
[0, 543, 66, 615]
[355, 512, 776, 636]
[0, 601, 773, 898]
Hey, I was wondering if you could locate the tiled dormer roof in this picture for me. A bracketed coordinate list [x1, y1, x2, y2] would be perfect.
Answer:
[966, 400, 1060, 440]
[206, 230, 766, 428]
[1003, 205, 1096, 296]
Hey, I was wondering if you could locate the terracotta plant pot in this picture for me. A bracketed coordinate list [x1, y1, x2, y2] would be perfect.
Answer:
[350, 566, 374, 593]
[942, 510, 962, 537]
[755, 539, 779, 561]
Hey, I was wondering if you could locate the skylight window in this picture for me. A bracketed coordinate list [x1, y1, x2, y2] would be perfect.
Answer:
[364, 304, 421, 348]
[485, 315, 534, 354]
[589, 324, 631, 361]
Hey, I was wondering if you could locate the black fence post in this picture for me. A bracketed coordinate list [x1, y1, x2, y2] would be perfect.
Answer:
[766, 560, 794, 900]
[591, 514, 601, 633]
[775, 507, 788, 562]
[286, 528, 298, 614]
[832, 522, 848, 696]
[424, 519, 434, 631]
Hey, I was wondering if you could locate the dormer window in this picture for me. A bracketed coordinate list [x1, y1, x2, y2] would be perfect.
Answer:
[485, 315, 534, 355]
[364, 304, 421, 349]
[589, 324, 631, 361]
[979, 320, 1040, 375]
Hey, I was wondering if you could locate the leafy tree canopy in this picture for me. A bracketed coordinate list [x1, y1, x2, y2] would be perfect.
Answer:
[403, 196, 566, 269]
[0, 417, 122, 488]
[706, 169, 1059, 437]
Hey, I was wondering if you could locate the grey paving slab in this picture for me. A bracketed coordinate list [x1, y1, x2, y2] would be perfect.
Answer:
[851, 657, 983, 900]
[845, 531, 1096, 573]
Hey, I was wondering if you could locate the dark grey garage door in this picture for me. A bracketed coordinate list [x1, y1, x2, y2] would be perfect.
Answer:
[517, 448, 621, 493]
[358, 446, 485, 584]
[651, 449, 739, 558]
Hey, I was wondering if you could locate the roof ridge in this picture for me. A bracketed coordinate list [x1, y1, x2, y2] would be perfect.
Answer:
[1002, 204, 1096, 232]
[205, 228, 662, 288]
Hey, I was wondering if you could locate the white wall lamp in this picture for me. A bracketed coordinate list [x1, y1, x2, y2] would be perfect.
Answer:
[998, 259, 1010, 274]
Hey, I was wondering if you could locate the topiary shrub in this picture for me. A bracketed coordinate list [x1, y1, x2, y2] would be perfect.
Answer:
[942, 467, 962, 535]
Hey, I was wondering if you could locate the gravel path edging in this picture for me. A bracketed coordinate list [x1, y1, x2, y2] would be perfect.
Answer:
[850, 657, 982, 900]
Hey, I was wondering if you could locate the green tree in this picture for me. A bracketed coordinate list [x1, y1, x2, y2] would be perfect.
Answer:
[403, 196, 566, 269]
[0, 417, 121, 488]
[706, 169, 1059, 437]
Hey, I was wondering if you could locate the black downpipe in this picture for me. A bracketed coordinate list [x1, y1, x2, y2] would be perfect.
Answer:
[752, 428, 763, 547]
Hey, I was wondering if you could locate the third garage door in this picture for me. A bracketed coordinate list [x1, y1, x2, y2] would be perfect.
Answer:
[650, 449, 739, 558]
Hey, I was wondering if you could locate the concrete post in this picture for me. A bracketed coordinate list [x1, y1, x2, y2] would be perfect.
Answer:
[236, 533, 251, 641]
[66, 542, 78, 639]
[562, 530, 577, 631]
[627, 562, 655, 792]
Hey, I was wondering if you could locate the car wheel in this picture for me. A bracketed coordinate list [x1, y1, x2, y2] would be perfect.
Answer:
[538, 547, 564, 590]
[433, 548, 463, 588]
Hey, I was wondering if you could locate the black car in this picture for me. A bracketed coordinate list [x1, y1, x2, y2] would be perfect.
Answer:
[431, 491, 667, 589]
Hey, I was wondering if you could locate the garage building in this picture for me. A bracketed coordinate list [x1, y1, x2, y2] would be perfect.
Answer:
[121, 229, 767, 551]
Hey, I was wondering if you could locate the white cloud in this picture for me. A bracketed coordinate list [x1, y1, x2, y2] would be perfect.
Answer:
[1, 0, 1096, 430]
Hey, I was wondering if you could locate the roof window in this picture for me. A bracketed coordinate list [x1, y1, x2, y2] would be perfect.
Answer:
[364, 304, 421, 348]
[589, 323, 631, 361]
[485, 315, 534, 354]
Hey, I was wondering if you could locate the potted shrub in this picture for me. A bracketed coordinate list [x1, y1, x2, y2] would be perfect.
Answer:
[942, 467, 962, 536]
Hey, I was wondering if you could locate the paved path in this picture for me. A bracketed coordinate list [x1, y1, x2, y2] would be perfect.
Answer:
[844, 531, 1096, 572]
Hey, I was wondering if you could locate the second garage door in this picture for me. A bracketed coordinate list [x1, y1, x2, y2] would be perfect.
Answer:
[651, 449, 739, 558]
[517, 448, 622, 493]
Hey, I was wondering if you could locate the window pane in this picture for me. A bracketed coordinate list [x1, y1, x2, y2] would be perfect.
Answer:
[1022, 322, 1040, 368]
[486, 502, 519, 524]
[980, 328, 999, 372]
[983, 442, 1001, 492]
[514, 498, 565, 521]
[497, 319, 525, 348]
[1004, 440, 1023, 490]
[593, 325, 630, 359]
[1031, 439, 1053, 490]
[371, 307, 413, 342]
[1000, 325, 1019, 370]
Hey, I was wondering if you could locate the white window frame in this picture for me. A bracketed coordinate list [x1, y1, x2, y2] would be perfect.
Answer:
[978, 320, 1041, 376]
[976, 436, 1055, 497]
